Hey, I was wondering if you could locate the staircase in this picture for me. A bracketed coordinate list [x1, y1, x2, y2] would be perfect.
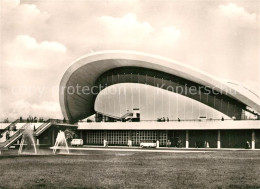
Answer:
[34, 120, 52, 136]
[121, 112, 134, 119]
[0, 119, 20, 136]
[0, 119, 21, 143]
[96, 111, 134, 121]
[0, 119, 76, 149]
[121, 112, 134, 121]
[0, 123, 31, 149]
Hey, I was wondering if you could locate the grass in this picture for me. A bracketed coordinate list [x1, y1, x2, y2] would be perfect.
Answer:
[0, 149, 260, 188]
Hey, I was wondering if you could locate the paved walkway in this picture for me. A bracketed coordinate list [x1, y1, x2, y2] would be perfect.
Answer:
[50, 146, 260, 153]
[50, 146, 213, 153]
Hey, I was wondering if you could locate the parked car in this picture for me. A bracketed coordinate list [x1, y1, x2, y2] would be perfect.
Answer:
[140, 140, 157, 148]
[71, 139, 83, 147]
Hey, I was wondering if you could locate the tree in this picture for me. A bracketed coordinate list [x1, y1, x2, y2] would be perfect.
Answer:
[64, 129, 77, 140]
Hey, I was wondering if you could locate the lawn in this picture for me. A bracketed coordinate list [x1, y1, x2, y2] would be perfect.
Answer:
[0, 149, 260, 188]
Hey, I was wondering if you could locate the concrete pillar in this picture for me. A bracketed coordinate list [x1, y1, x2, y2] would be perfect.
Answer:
[52, 129, 55, 146]
[103, 131, 107, 147]
[156, 140, 160, 148]
[80, 130, 83, 139]
[185, 130, 189, 148]
[37, 139, 39, 145]
[156, 131, 160, 148]
[128, 131, 132, 147]
[252, 130, 255, 150]
[95, 113, 99, 122]
[217, 130, 221, 149]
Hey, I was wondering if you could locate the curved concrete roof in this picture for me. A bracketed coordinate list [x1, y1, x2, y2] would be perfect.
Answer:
[60, 50, 260, 121]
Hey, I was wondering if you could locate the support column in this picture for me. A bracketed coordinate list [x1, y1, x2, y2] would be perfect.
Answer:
[128, 131, 132, 147]
[252, 130, 255, 150]
[52, 129, 55, 146]
[185, 130, 189, 148]
[166, 130, 169, 147]
[95, 113, 98, 122]
[103, 130, 107, 147]
[79, 130, 83, 145]
[156, 131, 160, 148]
[36, 139, 39, 145]
[156, 140, 160, 148]
[80, 130, 83, 139]
[217, 130, 221, 149]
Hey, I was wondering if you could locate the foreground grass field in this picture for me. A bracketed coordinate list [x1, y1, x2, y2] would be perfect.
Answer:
[0, 150, 260, 188]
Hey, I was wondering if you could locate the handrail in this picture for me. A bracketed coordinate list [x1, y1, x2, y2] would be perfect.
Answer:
[121, 112, 133, 119]
[96, 111, 133, 120]
[35, 119, 77, 136]
[34, 121, 52, 136]
[48, 119, 75, 124]
[0, 123, 31, 149]
[96, 111, 121, 120]
[0, 119, 22, 141]
[2, 119, 19, 132]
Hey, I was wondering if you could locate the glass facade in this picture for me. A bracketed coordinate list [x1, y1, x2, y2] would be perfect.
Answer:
[84, 130, 168, 146]
[82, 129, 260, 149]
[107, 130, 128, 145]
[159, 131, 167, 146]
[85, 130, 103, 145]
[132, 130, 157, 146]
[94, 66, 249, 120]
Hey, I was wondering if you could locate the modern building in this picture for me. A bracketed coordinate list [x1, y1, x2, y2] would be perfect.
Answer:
[59, 50, 260, 149]
[1, 50, 259, 151]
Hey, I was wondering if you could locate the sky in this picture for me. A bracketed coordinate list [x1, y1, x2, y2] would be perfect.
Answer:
[0, 0, 259, 120]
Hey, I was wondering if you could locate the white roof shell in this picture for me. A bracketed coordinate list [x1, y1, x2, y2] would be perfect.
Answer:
[60, 50, 260, 121]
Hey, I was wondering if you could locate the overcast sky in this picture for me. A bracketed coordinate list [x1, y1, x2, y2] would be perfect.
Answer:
[0, 0, 259, 120]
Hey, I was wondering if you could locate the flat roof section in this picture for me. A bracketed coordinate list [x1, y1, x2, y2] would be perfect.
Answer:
[78, 120, 260, 130]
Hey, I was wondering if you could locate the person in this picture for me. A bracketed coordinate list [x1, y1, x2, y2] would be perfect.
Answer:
[6, 131, 10, 140]
[221, 117, 224, 121]
[177, 139, 182, 148]
[13, 125, 17, 132]
[204, 141, 209, 148]
[167, 140, 171, 147]
[246, 141, 251, 149]
[166, 117, 169, 122]
[104, 139, 108, 147]
[204, 141, 207, 148]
